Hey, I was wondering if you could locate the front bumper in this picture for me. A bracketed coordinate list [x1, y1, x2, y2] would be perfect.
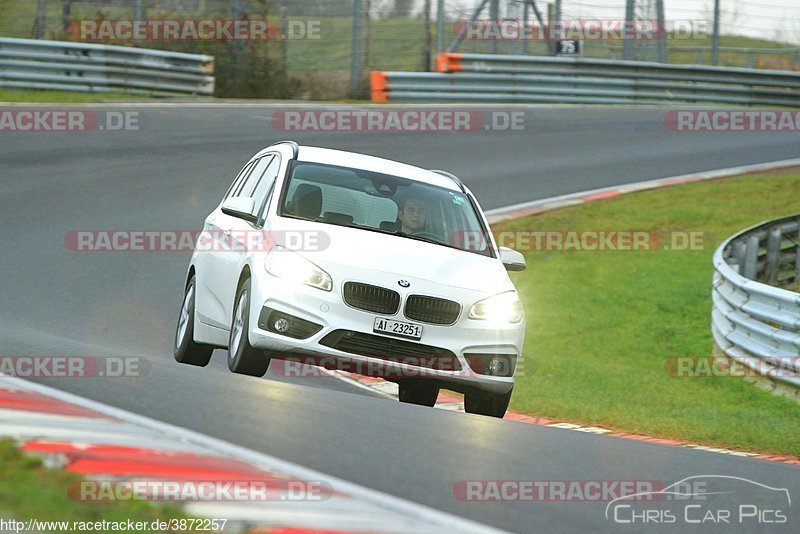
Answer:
[247, 267, 524, 394]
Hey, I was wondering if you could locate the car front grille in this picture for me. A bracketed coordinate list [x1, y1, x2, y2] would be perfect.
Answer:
[342, 282, 400, 314]
[404, 295, 461, 325]
[319, 330, 462, 371]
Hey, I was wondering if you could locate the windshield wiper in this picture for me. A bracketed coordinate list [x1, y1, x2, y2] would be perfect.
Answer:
[395, 231, 444, 247]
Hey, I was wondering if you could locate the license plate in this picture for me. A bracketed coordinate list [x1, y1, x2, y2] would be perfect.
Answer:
[373, 317, 423, 340]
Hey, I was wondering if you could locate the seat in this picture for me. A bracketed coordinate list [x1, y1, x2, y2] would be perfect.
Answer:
[291, 184, 322, 220]
[323, 212, 353, 226]
[379, 220, 398, 232]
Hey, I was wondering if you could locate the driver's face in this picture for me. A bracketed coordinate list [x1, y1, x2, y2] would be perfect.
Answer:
[401, 199, 426, 231]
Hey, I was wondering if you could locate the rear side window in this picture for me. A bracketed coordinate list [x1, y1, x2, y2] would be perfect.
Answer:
[224, 159, 256, 200]
[234, 156, 274, 198]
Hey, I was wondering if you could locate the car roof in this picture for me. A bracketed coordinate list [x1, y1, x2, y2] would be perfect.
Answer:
[292, 145, 462, 192]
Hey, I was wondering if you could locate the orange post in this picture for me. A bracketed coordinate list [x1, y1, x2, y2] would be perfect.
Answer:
[370, 71, 388, 103]
[436, 52, 463, 73]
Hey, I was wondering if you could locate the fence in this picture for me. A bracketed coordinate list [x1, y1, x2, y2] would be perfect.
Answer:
[371, 52, 800, 106]
[4, 0, 800, 100]
[0, 37, 214, 95]
[712, 214, 800, 396]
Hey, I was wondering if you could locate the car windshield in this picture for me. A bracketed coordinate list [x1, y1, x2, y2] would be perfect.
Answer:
[279, 161, 494, 257]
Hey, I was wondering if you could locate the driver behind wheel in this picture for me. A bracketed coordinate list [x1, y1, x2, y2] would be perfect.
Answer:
[398, 197, 427, 235]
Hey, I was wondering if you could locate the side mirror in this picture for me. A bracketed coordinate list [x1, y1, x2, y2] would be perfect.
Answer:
[221, 197, 257, 224]
[499, 246, 526, 272]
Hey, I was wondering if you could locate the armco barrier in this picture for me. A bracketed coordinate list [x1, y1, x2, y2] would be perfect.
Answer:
[712, 214, 800, 396]
[371, 52, 800, 106]
[0, 37, 214, 96]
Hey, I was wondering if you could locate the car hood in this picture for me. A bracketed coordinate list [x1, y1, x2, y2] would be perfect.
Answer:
[270, 218, 515, 295]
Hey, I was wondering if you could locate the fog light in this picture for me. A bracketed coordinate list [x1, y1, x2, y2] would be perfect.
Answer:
[487, 358, 504, 375]
[273, 318, 291, 333]
[465, 354, 516, 377]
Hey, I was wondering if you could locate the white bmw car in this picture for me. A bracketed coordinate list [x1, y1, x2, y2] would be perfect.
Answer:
[175, 141, 526, 417]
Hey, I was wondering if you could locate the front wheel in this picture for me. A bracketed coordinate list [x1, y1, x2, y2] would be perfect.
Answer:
[464, 387, 512, 418]
[228, 277, 270, 377]
[174, 276, 214, 367]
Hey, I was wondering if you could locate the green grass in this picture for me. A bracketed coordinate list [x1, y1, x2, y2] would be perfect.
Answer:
[0, 440, 210, 533]
[500, 170, 800, 457]
[0, 88, 152, 103]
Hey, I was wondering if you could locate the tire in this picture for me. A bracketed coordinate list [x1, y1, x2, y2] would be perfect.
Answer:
[174, 276, 214, 367]
[398, 380, 440, 407]
[228, 277, 270, 377]
[464, 387, 513, 418]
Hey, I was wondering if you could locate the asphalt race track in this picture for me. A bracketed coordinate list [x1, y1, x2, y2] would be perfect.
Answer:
[1, 104, 799, 533]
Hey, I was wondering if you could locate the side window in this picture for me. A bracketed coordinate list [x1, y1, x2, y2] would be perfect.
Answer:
[224, 159, 256, 200]
[233, 156, 273, 198]
[254, 157, 281, 224]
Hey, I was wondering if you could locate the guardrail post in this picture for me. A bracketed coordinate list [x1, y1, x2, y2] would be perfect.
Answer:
[765, 228, 782, 283]
[732, 242, 746, 273]
[796, 219, 800, 279]
[744, 235, 760, 280]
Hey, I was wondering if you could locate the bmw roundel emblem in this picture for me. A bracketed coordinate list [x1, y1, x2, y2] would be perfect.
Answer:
[398, 280, 410, 288]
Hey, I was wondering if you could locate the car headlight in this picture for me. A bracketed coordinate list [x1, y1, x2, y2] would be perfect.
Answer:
[265, 247, 332, 291]
[468, 292, 523, 323]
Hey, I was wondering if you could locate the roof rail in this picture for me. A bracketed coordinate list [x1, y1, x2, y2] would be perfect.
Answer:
[430, 169, 466, 193]
[272, 140, 300, 158]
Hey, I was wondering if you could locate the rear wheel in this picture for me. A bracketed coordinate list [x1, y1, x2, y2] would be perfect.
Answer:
[398, 380, 440, 407]
[228, 277, 270, 377]
[464, 387, 512, 418]
[174, 276, 214, 367]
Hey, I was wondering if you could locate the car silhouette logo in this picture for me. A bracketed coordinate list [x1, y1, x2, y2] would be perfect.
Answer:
[398, 280, 410, 288]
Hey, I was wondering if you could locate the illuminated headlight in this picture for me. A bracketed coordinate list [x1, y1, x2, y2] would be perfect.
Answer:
[265, 246, 332, 291]
[468, 292, 523, 323]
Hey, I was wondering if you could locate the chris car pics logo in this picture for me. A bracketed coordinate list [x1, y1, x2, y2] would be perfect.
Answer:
[605, 475, 790, 526]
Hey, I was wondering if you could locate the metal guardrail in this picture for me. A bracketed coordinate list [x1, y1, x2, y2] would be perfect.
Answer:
[0, 38, 214, 96]
[371, 52, 800, 106]
[606, 45, 800, 70]
[712, 214, 800, 393]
